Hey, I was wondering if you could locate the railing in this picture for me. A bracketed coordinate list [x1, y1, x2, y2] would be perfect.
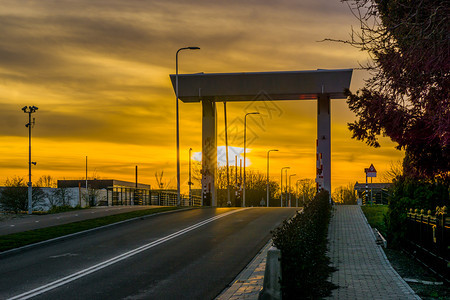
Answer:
[150, 191, 202, 207]
[405, 206, 449, 280]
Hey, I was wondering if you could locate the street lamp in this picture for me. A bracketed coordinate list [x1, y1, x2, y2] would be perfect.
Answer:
[280, 167, 290, 207]
[188, 147, 193, 206]
[243, 112, 260, 207]
[289, 174, 296, 207]
[176, 46, 200, 206]
[296, 179, 302, 207]
[266, 149, 278, 207]
[22, 105, 38, 215]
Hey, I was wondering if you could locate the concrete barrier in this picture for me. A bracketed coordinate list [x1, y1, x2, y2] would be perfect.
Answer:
[258, 246, 282, 300]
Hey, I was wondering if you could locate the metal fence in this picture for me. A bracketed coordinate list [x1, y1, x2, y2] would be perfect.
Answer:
[405, 206, 449, 280]
[150, 191, 202, 207]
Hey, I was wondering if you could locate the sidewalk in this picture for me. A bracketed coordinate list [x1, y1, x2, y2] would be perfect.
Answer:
[219, 205, 420, 300]
[327, 205, 419, 299]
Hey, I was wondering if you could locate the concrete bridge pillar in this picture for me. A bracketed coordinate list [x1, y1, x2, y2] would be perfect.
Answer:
[316, 94, 331, 194]
[201, 99, 217, 206]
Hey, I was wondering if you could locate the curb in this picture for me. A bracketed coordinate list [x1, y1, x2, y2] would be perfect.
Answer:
[0, 207, 194, 258]
[216, 240, 272, 300]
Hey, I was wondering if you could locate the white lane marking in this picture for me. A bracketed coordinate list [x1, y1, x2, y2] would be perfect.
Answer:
[8, 208, 248, 300]
[49, 253, 78, 258]
[10, 225, 15, 227]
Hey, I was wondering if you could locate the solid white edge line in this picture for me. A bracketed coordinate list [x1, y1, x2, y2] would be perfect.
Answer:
[0, 208, 193, 257]
[8, 208, 249, 300]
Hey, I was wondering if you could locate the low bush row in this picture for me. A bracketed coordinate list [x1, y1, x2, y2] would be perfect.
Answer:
[272, 190, 334, 299]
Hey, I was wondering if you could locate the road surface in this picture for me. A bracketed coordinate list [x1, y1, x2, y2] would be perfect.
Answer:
[1, 207, 297, 300]
[0, 206, 167, 235]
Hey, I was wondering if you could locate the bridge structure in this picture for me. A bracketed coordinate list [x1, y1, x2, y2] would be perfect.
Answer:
[170, 69, 353, 206]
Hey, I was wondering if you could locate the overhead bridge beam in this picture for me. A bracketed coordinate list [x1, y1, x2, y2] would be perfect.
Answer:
[170, 69, 352, 206]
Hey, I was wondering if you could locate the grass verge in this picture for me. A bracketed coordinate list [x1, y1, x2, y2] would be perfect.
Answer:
[0, 206, 180, 252]
[361, 204, 388, 236]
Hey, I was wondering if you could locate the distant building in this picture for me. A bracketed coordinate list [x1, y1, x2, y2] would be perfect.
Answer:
[354, 182, 392, 205]
[57, 179, 151, 206]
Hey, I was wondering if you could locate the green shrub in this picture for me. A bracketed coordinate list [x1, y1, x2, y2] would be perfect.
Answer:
[272, 190, 335, 298]
[0, 177, 46, 213]
[361, 205, 388, 237]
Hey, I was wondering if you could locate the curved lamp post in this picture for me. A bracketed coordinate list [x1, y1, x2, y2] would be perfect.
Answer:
[280, 167, 290, 207]
[188, 147, 193, 206]
[288, 173, 296, 207]
[243, 112, 260, 207]
[296, 179, 302, 207]
[266, 149, 278, 207]
[176, 46, 200, 206]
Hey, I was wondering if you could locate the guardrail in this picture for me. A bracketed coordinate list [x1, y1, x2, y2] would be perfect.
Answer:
[405, 206, 449, 280]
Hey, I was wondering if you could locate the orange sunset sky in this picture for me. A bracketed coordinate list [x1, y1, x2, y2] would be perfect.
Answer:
[0, 0, 403, 193]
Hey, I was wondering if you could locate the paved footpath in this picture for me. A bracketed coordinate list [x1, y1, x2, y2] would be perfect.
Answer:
[327, 205, 420, 300]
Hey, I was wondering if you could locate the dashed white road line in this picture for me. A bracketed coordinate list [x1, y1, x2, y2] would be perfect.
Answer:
[7, 208, 248, 300]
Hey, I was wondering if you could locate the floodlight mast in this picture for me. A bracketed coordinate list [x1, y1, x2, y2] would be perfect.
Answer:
[23, 106, 38, 215]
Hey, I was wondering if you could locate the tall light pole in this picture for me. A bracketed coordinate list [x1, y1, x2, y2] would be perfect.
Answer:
[22, 105, 38, 215]
[289, 173, 296, 207]
[176, 46, 200, 206]
[243, 111, 260, 207]
[189, 147, 193, 206]
[296, 179, 302, 207]
[266, 149, 278, 207]
[223, 102, 231, 206]
[280, 167, 290, 207]
[85, 156, 88, 206]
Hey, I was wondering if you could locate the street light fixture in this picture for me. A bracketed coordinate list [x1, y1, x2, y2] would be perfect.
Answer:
[280, 167, 290, 207]
[243, 112, 260, 207]
[176, 46, 200, 206]
[289, 173, 296, 207]
[22, 105, 38, 215]
[266, 149, 278, 207]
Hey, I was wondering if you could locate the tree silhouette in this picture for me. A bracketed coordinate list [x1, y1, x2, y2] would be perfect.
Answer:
[334, 0, 449, 179]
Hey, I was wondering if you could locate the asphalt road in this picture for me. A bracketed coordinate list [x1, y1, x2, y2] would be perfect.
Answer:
[0, 206, 166, 235]
[0, 207, 298, 300]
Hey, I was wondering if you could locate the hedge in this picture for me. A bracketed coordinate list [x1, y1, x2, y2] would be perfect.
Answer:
[272, 190, 335, 299]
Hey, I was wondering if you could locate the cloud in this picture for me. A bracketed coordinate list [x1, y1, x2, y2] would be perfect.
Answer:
[0, 0, 385, 190]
